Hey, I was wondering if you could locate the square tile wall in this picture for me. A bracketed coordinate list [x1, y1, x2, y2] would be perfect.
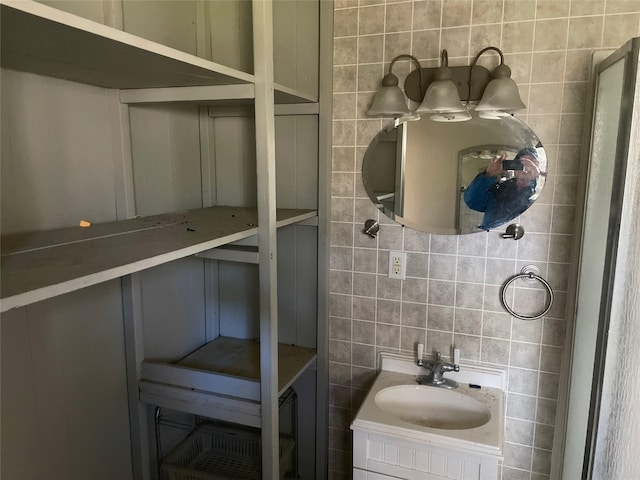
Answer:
[330, 1, 640, 479]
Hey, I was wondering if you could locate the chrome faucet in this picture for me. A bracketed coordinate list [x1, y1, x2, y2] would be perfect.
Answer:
[417, 350, 459, 389]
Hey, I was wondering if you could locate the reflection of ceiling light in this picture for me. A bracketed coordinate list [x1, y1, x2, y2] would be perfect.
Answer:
[430, 111, 473, 122]
[367, 46, 525, 120]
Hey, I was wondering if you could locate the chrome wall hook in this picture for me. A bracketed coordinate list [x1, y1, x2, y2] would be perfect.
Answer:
[363, 219, 379, 239]
[501, 223, 525, 240]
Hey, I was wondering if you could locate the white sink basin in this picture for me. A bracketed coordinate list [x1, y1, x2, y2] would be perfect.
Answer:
[374, 385, 491, 429]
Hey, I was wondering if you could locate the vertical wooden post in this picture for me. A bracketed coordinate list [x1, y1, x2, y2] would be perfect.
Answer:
[316, 1, 334, 478]
[252, 0, 280, 478]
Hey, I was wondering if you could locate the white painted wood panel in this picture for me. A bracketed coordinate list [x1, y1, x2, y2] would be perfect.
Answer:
[275, 115, 319, 209]
[212, 116, 257, 206]
[122, 0, 198, 56]
[276, 225, 318, 348]
[139, 259, 207, 362]
[273, 0, 319, 97]
[37, 0, 106, 24]
[205, 0, 253, 75]
[294, 225, 319, 348]
[218, 262, 260, 339]
[128, 103, 203, 215]
[0, 69, 119, 234]
[1, 281, 133, 480]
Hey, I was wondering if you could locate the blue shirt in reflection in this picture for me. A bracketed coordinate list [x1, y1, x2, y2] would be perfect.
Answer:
[463, 148, 539, 231]
[464, 176, 536, 230]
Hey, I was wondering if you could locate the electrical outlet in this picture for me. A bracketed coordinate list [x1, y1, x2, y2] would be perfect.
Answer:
[388, 251, 407, 280]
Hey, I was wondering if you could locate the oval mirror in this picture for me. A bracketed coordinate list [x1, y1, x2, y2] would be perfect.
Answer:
[362, 111, 548, 234]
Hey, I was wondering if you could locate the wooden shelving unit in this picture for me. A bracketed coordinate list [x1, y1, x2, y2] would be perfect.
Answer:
[140, 337, 317, 427]
[1, 207, 315, 312]
[0, 0, 331, 479]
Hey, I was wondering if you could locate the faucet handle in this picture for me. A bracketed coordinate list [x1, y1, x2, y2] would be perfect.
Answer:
[435, 351, 442, 361]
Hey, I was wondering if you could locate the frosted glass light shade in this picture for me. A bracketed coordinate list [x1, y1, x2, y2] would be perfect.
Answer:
[475, 77, 526, 112]
[416, 80, 466, 113]
[367, 80, 411, 116]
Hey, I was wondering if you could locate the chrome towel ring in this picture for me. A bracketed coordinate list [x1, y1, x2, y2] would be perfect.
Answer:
[500, 269, 554, 320]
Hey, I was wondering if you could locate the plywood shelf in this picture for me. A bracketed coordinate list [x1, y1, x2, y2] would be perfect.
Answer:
[140, 336, 317, 427]
[1, 207, 316, 312]
[0, 0, 254, 89]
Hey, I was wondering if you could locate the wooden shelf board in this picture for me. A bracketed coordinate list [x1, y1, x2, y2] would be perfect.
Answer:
[139, 380, 262, 428]
[142, 336, 317, 402]
[0, 1, 254, 89]
[274, 83, 318, 104]
[119, 84, 316, 106]
[1, 207, 316, 312]
[177, 336, 317, 397]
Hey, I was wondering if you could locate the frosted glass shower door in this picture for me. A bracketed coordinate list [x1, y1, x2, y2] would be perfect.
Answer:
[563, 38, 640, 479]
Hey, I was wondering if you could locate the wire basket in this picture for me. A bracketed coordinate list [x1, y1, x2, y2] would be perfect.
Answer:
[161, 424, 294, 480]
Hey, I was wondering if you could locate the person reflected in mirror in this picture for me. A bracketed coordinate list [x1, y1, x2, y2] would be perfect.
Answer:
[463, 148, 541, 231]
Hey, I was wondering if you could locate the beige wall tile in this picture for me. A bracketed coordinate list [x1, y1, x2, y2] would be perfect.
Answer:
[529, 83, 563, 114]
[603, 13, 640, 48]
[441, 26, 472, 57]
[357, 34, 384, 63]
[562, 82, 588, 113]
[502, 21, 535, 53]
[536, 0, 570, 19]
[533, 18, 569, 51]
[385, 1, 413, 32]
[470, 23, 503, 48]
[504, 53, 533, 83]
[358, 5, 385, 35]
[605, 0, 640, 14]
[334, 37, 358, 65]
[333, 93, 357, 119]
[442, 0, 472, 27]
[472, 0, 505, 24]
[567, 16, 604, 49]
[332, 146, 356, 172]
[564, 49, 594, 81]
[504, 0, 536, 21]
[357, 63, 384, 91]
[333, 65, 357, 92]
[335, 8, 359, 37]
[570, 0, 605, 16]
[413, 0, 442, 30]
[531, 51, 565, 82]
[384, 32, 412, 61]
[412, 29, 441, 60]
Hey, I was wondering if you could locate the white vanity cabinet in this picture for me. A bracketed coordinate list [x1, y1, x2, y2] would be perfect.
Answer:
[351, 355, 505, 480]
[352, 429, 500, 480]
[0, 1, 331, 479]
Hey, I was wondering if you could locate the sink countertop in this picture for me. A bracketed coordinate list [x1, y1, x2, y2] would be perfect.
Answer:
[351, 368, 505, 458]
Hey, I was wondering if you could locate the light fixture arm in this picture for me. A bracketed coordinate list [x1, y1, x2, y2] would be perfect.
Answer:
[467, 46, 508, 106]
[388, 54, 424, 98]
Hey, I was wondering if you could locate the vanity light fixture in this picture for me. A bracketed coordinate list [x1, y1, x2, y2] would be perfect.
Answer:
[367, 46, 525, 120]
[415, 50, 466, 115]
[366, 54, 423, 117]
[471, 46, 526, 114]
